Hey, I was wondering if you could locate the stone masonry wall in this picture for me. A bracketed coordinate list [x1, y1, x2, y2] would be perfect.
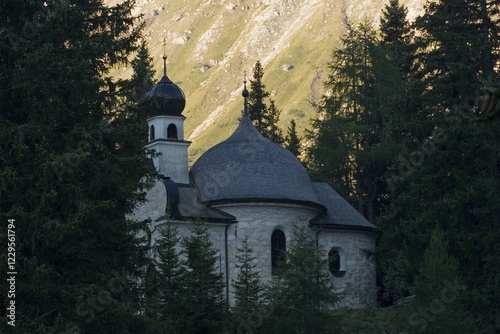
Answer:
[317, 229, 377, 308]
[217, 202, 321, 298]
[129, 187, 377, 309]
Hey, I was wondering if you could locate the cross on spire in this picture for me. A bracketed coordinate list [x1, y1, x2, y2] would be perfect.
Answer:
[162, 37, 167, 77]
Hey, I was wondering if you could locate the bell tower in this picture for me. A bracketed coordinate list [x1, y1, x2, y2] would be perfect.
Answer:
[145, 47, 190, 184]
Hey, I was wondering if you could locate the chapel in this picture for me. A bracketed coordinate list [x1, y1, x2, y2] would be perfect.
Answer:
[129, 56, 377, 308]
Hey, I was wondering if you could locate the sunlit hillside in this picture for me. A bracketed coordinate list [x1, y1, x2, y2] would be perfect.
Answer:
[108, 0, 425, 164]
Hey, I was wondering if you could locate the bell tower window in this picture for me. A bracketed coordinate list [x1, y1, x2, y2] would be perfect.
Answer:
[167, 123, 178, 140]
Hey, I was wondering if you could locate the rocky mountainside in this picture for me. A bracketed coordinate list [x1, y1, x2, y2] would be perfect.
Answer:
[108, 0, 425, 164]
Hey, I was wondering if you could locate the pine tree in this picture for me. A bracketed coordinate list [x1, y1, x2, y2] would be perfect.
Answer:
[406, 229, 475, 334]
[378, 0, 426, 150]
[380, 250, 413, 304]
[378, 111, 500, 330]
[285, 119, 301, 157]
[128, 40, 156, 102]
[248, 61, 284, 144]
[377, 0, 500, 329]
[0, 0, 153, 332]
[264, 99, 284, 144]
[151, 219, 185, 332]
[231, 234, 265, 333]
[248, 61, 270, 133]
[180, 219, 226, 334]
[413, 0, 497, 114]
[379, 0, 414, 74]
[305, 20, 389, 222]
[375, 2, 431, 302]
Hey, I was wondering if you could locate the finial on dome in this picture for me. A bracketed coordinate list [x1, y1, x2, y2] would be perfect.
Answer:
[242, 72, 249, 117]
[162, 37, 167, 77]
[242, 72, 249, 97]
[147, 39, 186, 116]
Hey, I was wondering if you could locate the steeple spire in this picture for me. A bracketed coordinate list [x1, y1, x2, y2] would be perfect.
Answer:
[147, 38, 185, 115]
[162, 37, 167, 78]
[242, 72, 249, 118]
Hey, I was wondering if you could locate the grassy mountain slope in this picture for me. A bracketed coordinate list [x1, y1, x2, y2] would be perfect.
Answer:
[110, 0, 424, 164]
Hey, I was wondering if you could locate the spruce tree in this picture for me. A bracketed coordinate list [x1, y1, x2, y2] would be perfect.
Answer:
[151, 219, 185, 332]
[232, 234, 264, 333]
[378, 110, 500, 331]
[376, 1, 430, 304]
[264, 99, 284, 145]
[413, 0, 498, 114]
[128, 40, 156, 103]
[248, 61, 270, 132]
[180, 219, 226, 334]
[285, 119, 301, 157]
[407, 229, 475, 334]
[305, 20, 389, 222]
[248, 61, 284, 144]
[0, 0, 153, 332]
[379, 0, 414, 74]
[378, 0, 500, 329]
[378, 0, 426, 152]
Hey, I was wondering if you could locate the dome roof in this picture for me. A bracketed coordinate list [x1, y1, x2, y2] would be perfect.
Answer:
[147, 56, 185, 116]
[190, 115, 323, 208]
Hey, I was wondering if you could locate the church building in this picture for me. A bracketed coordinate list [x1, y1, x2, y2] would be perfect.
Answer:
[129, 56, 378, 308]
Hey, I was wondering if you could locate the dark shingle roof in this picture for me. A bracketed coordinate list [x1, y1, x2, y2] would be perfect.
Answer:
[176, 186, 236, 221]
[190, 116, 322, 208]
[157, 182, 236, 222]
[310, 182, 377, 231]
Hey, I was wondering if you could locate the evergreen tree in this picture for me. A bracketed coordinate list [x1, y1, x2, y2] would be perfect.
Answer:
[285, 119, 301, 157]
[380, 250, 413, 304]
[378, 0, 500, 329]
[150, 219, 185, 332]
[265, 99, 284, 145]
[305, 20, 389, 222]
[378, 0, 426, 156]
[379, 0, 414, 74]
[180, 219, 226, 334]
[248, 61, 284, 144]
[378, 110, 500, 331]
[248, 61, 270, 132]
[413, 0, 498, 114]
[406, 229, 475, 334]
[0, 0, 153, 332]
[232, 234, 264, 333]
[376, 1, 432, 307]
[262, 225, 338, 334]
[128, 40, 156, 102]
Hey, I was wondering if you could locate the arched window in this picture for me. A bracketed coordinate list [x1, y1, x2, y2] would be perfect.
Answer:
[328, 248, 346, 277]
[271, 229, 286, 275]
[167, 123, 178, 139]
[149, 125, 155, 141]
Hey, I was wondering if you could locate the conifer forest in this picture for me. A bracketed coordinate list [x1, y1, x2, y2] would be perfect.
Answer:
[0, 0, 499, 333]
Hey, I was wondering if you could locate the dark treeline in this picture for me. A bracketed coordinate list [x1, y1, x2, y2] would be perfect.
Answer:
[0, 0, 156, 332]
[306, 0, 499, 332]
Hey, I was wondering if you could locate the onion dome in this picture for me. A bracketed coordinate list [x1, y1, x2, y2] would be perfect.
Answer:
[190, 80, 323, 208]
[147, 55, 186, 116]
